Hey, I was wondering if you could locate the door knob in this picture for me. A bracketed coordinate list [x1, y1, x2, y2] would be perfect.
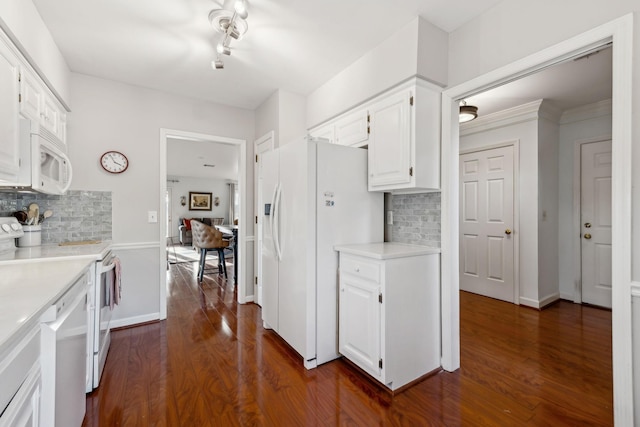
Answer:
[505, 229, 512, 235]
[584, 233, 592, 240]
[584, 222, 592, 228]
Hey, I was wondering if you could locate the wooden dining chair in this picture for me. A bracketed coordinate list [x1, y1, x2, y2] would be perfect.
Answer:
[190, 220, 230, 281]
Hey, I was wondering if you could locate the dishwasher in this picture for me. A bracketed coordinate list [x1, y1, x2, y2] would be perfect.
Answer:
[40, 270, 89, 427]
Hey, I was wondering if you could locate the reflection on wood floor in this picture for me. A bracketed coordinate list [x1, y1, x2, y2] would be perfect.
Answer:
[83, 261, 613, 426]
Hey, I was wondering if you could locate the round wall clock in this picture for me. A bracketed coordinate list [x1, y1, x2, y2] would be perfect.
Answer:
[100, 151, 129, 174]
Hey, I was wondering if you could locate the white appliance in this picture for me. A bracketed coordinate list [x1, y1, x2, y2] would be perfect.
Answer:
[40, 270, 88, 427]
[87, 250, 116, 391]
[1, 118, 73, 195]
[261, 137, 383, 369]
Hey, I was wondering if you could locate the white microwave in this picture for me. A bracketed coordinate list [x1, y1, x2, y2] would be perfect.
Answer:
[11, 119, 73, 195]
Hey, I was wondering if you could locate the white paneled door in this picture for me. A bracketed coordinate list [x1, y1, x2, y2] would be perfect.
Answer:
[254, 132, 274, 307]
[460, 146, 515, 303]
[580, 140, 612, 308]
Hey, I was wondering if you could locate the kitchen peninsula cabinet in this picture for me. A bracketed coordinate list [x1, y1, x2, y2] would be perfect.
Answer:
[335, 243, 441, 391]
[0, 36, 21, 184]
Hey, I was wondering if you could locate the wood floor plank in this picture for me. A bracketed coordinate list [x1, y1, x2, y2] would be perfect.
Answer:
[83, 262, 613, 426]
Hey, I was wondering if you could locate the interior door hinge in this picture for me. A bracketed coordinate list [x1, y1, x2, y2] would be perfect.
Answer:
[18, 72, 21, 82]
[18, 94, 21, 103]
[255, 276, 258, 285]
[379, 358, 383, 369]
[255, 215, 258, 224]
[256, 154, 258, 163]
[409, 96, 414, 106]
[367, 114, 371, 134]
[409, 167, 413, 177]
[379, 293, 383, 303]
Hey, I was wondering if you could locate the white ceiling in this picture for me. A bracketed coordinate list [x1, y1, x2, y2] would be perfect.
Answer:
[465, 46, 612, 118]
[167, 138, 239, 180]
[32, 0, 612, 179]
[32, 0, 504, 110]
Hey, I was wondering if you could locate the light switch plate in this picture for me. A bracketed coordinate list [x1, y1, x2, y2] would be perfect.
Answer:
[148, 211, 158, 223]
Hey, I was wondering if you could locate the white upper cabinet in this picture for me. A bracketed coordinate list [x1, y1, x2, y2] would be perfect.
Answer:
[308, 107, 369, 147]
[368, 89, 412, 189]
[308, 78, 441, 193]
[0, 38, 21, 184]
[334, 108, 369, 147]
[18, 68, 42, 123]
[368, 79, 441, 193]
[20, 66, 67, 145]
[308, 122, 335, 144]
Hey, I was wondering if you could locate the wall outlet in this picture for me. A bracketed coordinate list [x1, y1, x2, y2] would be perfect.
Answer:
[387, 211, 393, 225]
[148, 210, 158, 223]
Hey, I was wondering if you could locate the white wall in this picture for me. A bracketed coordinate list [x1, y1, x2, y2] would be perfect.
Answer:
[557, 101, 612, 299]
[0, 1, 70, 107]
[460, 102, 542, 306]
[255, 90, 279, 144]
[255, 89, 307, 147]
[306, 17, 447, 128]
[537, 112, 560, 305]
[167, 176, 231, 239]
[68, 72, 255, 325]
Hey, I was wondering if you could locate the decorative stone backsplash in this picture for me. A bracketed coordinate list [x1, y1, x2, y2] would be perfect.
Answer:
[391, 192, 441, 248]
[0, 190, 112, 244]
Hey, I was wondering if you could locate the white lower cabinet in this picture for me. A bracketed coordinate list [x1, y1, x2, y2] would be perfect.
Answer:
[0, 325, 41, 427]
[0, 365, 40, 427]
[337, 244, 440, 391]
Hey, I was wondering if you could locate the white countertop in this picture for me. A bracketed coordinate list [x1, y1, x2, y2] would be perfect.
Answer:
[0, 258, 94, 356]
[334, 242, 441, 259]
[0, 240, 112, 265]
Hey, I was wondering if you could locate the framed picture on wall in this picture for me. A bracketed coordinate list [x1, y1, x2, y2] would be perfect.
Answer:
[189, 192, 212, 211]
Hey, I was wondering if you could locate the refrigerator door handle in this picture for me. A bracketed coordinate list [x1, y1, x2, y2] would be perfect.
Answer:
[273, 183, 283, 261]
[269, 183, 278, 255]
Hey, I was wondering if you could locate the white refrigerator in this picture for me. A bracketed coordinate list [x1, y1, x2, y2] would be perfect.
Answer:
[261, 137, 383, 369]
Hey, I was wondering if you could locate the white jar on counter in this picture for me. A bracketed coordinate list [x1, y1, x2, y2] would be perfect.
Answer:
[18, 225, 42, 247]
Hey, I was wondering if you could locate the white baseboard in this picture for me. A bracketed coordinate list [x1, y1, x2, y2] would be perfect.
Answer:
[110, 312, 160, 329]
[519, 292, 560, 309]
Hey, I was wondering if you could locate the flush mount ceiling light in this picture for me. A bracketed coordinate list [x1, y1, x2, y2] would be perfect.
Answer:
[209, 0, 249, 70]
[459, 100, 478, 123]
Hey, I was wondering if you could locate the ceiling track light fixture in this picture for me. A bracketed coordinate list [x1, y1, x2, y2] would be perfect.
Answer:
[459, 100, 478, 123]
[209, 0, 248, 70]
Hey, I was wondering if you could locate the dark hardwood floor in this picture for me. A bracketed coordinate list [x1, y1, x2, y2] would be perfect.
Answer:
[83, 261, 613, 426]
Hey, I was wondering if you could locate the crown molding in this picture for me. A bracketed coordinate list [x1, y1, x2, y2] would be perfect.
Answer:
[559, 99, 612, 124]
[460, 99, 544, 136]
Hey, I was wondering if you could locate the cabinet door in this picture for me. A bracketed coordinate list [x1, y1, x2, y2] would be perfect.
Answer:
[41, 95, 60, 137]
[19, 68, 42, 123]
[309, 123, 335, 144]
[339, 274, 381, 378]
[335, 109, 369, 147]
[0, 40, 20, 183]
[368, 89, 412, 189]
[0, 366, 40, 427]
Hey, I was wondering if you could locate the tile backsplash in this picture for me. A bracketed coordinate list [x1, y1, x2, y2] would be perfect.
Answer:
[0, 190, 112, 243]
[391, 192, 441, 248]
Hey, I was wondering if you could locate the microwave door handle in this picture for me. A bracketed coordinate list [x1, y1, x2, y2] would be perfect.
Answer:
[60, 152, 73, 194]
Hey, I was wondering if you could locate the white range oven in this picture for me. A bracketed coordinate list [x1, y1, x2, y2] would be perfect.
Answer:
[87, 249, 117, 391]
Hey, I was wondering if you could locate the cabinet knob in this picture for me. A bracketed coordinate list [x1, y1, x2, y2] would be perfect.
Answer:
[355, 267, 360, 272]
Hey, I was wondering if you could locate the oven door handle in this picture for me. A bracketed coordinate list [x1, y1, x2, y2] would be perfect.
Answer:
[100, 261, 116, 274]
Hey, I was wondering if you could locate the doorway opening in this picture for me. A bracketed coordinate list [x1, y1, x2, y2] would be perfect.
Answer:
[159, 129, 248, 320]
[441, 15, 633, 419]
